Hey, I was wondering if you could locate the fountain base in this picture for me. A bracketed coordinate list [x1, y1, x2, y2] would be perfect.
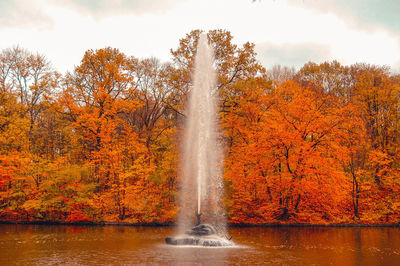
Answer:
[165, 235, 233, 247]
[166, 224, 233, 247]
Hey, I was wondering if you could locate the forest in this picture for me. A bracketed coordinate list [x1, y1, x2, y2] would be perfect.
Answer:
[1, 29, 399, 225]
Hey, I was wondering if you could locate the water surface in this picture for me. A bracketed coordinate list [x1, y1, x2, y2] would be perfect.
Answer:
[0, 225, 399, 265]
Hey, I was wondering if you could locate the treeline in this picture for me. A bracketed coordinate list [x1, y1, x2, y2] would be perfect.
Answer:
[0, 30, 399, 224]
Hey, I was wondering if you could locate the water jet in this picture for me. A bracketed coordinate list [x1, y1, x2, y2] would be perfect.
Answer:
[195, 212, 202, 226]
[166, 33, 233, 247]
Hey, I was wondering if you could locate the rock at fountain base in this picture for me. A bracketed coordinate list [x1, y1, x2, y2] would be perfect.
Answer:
[166, 224, 233, 247]
[185, 223, 216, 236]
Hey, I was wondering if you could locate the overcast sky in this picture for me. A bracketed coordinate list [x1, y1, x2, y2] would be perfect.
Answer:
[1, 0, 399, 73]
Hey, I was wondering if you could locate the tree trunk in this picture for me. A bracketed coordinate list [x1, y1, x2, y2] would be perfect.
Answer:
[351, 168, 360, 219]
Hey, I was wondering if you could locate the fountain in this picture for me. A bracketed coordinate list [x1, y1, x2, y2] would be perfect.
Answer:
[165, 34, 233, 247]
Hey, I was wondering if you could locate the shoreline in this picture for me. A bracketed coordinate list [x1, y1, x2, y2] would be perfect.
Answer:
[1, 220, 399, 228]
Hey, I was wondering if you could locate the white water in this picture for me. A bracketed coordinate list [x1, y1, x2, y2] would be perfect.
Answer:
[179, 34, 226, 234]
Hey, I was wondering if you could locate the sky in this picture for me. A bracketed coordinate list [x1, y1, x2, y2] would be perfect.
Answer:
[0, 0, 399, 73]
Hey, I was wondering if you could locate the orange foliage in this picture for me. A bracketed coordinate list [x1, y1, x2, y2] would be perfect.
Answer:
[0, 31, 399, 225]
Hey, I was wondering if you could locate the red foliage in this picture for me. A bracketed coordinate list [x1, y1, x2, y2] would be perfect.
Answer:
[0, 32, 399, 225]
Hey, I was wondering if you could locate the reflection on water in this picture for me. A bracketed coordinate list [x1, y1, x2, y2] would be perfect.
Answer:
[0, 225, 399, 265]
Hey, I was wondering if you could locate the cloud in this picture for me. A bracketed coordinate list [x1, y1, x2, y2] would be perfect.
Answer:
[0, 0, 53, 29]
[0, 0, 399, 74]
[393, 60, 400, 74]
[51, 0, 184, 18]
[256, 42, 331, 68]
[286, 0, 400, 34]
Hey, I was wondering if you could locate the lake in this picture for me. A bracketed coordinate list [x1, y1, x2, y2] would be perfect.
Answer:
[0, 224, 399, 265]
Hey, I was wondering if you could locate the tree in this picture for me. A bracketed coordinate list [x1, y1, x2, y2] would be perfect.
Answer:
[296, 61, 355, 99]
[0, 47, 59, 153]
[266, 64, 296, 86]
[0, 90, 29, 153]
[168, 29, 265, 117]
[225, 79, 352, 223]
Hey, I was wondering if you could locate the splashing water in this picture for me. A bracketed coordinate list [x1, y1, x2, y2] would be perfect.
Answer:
[178, 33, 226, 235]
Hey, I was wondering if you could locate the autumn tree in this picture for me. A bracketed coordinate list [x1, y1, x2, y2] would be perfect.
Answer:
[126, 57, 178, 221]
[225, 78, 356, 223]
[350, 64, 400, 222]
[0, 47, 59, 154]
[266, 64, 296, 86]
[296, 60, 355, 99]
[167, 29, 265, 117]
